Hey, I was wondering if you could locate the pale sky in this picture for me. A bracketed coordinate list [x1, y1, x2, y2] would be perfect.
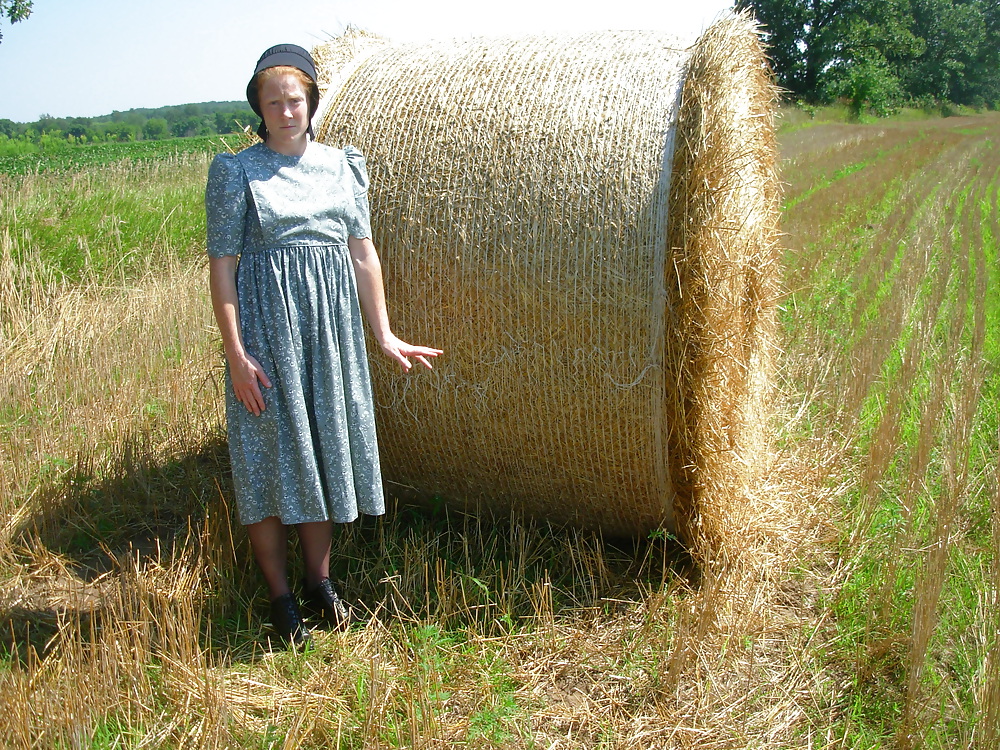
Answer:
[0, 0, 734, 123]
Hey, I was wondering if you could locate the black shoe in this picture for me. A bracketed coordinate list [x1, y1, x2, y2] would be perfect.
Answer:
[302, 578, 350, 631]
[270, 593, 312, 647]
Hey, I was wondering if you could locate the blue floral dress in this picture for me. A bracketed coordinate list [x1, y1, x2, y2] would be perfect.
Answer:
[205, 141, 385, 526]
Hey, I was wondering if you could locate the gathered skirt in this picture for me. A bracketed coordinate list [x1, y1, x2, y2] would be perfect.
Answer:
[225, 242, 385, 525]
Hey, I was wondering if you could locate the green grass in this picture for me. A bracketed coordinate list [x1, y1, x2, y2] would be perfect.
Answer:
[2, 153, 210, 283]
[777, 102, 990, 135]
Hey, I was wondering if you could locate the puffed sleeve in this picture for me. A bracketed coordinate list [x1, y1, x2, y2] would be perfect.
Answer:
[205, 152, 247, 258]
[343, 145, 373, 240]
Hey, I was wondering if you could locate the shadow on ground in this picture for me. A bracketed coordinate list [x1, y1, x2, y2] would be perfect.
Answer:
[1, 432, 692, 665]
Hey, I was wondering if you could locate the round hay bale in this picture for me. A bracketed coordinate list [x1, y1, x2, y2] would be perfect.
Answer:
[313, 14, 781, 541]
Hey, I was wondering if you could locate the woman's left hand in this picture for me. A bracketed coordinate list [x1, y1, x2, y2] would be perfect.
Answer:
[379, 334, 443, 372]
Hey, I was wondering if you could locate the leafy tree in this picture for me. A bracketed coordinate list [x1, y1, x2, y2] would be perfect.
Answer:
[123, 111, 145, 129]
[827, 52, 905, 116]
[902, 0, 985, 104]
[143, 118, 169, 141]
[214, 110, 254, 135]
[734, 0, 854, 100]
[820, 0, 922, 111]
[738, 0, 997, 110]
[736, 0, 922, 102]
[0, 0, 32, 43]
[968, 0, 1000, 106]
[104, 122, 137, 142]
[67, 117, 91, 140]
[171, 115, 210, 138]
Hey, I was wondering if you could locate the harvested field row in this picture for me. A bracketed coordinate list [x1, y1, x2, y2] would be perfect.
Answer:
[779, 112, 1000, 745]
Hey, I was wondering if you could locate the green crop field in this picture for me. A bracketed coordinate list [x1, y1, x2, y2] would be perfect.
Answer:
[0, 135, 234, 176]
[0, 114, 997, 747]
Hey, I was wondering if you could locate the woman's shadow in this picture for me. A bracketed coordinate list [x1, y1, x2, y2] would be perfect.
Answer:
[3, 431, 692, 666]
[3, 432, 243, 663]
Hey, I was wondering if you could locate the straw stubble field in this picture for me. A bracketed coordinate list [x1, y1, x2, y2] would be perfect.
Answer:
[0, 111, 998, 747]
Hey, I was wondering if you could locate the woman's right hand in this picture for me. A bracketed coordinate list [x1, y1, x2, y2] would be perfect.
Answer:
[229, 353, 272, 416]
[210, 256, 271, 416]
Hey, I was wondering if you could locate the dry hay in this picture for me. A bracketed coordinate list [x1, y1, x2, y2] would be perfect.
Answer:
[313, 14, 781, 547]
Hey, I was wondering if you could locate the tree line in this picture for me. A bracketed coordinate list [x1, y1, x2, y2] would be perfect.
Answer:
[736, 0, 999, 114]
[0, 101, 257, 148]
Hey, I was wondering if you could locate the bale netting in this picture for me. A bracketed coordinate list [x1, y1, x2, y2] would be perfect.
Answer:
[313, 14, 781, 544]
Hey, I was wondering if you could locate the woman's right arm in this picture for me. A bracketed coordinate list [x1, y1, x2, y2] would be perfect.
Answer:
[209, 255, 271, 416]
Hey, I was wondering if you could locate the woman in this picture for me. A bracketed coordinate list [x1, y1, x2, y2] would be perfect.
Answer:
[206, 44, 441, 646]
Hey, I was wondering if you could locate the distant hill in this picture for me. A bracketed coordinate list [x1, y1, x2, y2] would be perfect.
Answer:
[95, 101, 256, 124]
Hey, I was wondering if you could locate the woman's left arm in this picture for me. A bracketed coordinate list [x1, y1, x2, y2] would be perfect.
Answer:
[348, 235, 443, 371]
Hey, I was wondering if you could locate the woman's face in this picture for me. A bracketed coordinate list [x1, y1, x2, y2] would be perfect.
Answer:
[259, 72, 310, 154]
